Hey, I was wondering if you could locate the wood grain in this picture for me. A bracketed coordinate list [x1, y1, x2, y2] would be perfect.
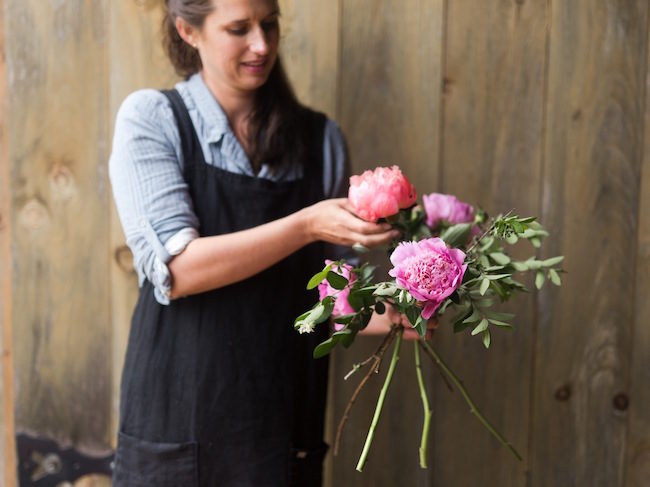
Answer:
[333, 0, 444, 484]
[433, 1, 548, 486]
[108, 0, 178, 446]
[624, 6, 650, 486]
[0, 0, 17, 483]
[278, 0, 340, 118]
[6, 0, 112, 453]
[531, 1, 649, 486]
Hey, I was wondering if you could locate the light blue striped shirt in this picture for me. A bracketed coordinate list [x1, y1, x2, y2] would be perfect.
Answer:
[109, 73, 351, 304]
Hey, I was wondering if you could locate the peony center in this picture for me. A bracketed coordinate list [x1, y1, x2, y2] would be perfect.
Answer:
[402, 250, 458, 297]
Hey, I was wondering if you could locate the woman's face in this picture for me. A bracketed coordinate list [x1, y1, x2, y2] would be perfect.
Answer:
[194, 0, 280, 96]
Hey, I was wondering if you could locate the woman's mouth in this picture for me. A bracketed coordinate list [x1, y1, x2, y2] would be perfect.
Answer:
[241, 59, 268, 74]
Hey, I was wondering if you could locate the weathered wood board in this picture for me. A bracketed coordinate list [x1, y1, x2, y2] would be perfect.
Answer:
[433, 1, 547, 486]
[531, 1, 649, 486]
[333, 0, 444, 485]
[4, 3, 112, 487]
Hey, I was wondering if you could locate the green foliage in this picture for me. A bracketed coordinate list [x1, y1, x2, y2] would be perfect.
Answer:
[295, 212, 564, 355]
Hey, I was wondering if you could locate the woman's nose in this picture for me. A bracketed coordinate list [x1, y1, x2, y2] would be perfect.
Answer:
[249, 26, 269, 55]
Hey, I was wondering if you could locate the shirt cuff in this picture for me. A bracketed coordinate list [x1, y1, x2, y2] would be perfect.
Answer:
[152, 227, 200, 305]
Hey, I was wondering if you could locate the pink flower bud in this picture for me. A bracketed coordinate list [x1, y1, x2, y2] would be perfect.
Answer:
[348, 166, 417, 222]
[318, 260, 356, 321]
[422, 193, 474, 228]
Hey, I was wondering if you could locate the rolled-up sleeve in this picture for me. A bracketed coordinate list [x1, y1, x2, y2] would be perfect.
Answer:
[109, 89, 199, 304]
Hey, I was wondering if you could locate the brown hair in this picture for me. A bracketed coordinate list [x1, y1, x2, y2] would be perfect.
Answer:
[163, 0, 214, 78]
[162, 0, 308, 172]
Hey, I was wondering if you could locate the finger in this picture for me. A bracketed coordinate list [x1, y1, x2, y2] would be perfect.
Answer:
[402, 327, 421, 340]
[353, 229, 400, 247]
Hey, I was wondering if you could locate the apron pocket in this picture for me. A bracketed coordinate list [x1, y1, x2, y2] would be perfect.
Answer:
[113, 432, 198, 487]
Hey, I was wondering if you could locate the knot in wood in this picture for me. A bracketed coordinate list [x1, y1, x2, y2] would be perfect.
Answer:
[612, 393, 629, 411]
[554, 384, 571, 402]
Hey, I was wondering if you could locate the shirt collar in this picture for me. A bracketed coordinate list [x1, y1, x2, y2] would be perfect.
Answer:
[183, 73, 229, 143]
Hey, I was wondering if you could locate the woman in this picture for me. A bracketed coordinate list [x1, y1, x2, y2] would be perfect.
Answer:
[109, 0, 402, 485]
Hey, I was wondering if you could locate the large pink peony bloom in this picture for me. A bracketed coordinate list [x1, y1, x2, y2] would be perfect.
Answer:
[348, 165, 417, 222]
[388, 238, 467, 319]
[422, 193, 474, 228]
[318, 260, 356, 330]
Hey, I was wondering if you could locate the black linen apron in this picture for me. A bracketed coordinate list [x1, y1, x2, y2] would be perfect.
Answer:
[112, 89, 330, 487]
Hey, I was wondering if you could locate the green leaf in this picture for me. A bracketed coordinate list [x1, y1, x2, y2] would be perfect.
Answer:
[535, 270, 545, 289]
[480, 255, 490, 268]
[486, 273, 512, 280]
[462, 306, 481, 324]
[549, 268, 562, 286]
[454, 318, 471, 333]
[471, 318, 489, 336]
[479, 278, 490, 296]
[406, 306, 421, 327]
[530, 237, 542, 248]
[505, 233, 519, 245]
[414, 314, 428, 337]
[485, 311, 515, 321]
[540, 256, 564, 267]
[313, 336, 338, 358]
[307, 264, 332, 290]
[511, 261, 528, 272]
[488, 318, 513, 329]
[479, 236, 495, 252]
[482, 329, 492, 348]
[476, 299, 495, 308]
[440, 223, 472, 247]
[526, 259, 542, 270]
[489, 252, 511, 265]
[361, 264, 377, 282]
[326, 270, 348, 290]
[373, 283, 398, 297]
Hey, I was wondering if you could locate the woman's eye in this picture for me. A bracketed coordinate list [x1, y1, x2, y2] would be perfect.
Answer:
[262, 19, 278, 31]
[228, 27, 248, 36]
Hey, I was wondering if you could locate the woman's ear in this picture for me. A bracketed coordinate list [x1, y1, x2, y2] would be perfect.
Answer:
[175, 17, 199, 49]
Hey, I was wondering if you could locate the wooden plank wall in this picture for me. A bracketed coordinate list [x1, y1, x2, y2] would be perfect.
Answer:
[1, 1, 649, 486]
[0, 0, 16, 484]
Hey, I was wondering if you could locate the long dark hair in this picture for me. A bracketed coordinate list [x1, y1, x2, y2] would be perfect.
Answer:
[162, 0, 308, 172]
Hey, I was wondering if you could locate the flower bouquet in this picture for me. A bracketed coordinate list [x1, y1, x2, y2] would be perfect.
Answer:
[295, 166, 564, 472]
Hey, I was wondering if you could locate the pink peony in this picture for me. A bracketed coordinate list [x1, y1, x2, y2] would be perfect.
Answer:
[348, 165, 417, 222]
[318, 260, 356, 330]
[388, 238, 467, 319]
[422, 193, 474, 228]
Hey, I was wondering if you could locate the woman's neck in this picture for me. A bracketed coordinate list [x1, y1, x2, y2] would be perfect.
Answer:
[201, 71, 256, 159]
[201, 71, 255, 127]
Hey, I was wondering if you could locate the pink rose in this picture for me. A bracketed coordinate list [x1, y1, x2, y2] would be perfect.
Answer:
[318, 260, 356, 330]
[388, 238, 467, 319]
[348, 165, 417, 222]
[422, 193, 474, 228]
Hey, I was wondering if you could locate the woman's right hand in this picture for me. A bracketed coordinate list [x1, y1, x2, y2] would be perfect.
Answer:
[301, 198, 399, 248]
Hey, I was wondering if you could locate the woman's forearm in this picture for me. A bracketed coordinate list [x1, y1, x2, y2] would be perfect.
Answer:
[168, 207, 312, 298]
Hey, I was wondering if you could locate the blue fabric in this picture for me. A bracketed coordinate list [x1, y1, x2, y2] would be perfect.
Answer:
[109, 73, 351, 303]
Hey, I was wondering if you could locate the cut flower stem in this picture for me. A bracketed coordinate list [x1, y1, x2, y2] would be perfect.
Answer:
[414, 340, 432, 468]
[418, 338, 522, 461]
[356, 327, 404, 472]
